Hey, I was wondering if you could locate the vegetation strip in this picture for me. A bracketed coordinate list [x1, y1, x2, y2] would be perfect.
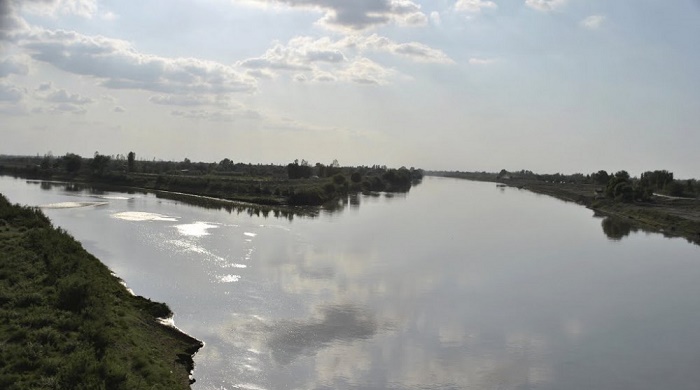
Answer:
[429, 170, 700, 246]
[0, 154, 423, 207]
[0, 194, 203, 389]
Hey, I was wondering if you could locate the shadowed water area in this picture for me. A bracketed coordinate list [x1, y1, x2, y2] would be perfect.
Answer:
[2, 175, 700, 390]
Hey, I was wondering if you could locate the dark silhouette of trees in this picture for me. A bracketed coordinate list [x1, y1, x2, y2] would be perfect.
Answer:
[127, 151, 136, 172]
[287, 160, 313, 179]
[591, 170, 610, 185]
[89, 152, 111, 176]
[614, 170, 630, 181]
[63, 153, 82, 173]
[218, 158, 234, 171]
[639, 170, 673, 191]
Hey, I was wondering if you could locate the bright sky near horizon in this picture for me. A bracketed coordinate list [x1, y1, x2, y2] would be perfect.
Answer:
[1, 0, 699, 177]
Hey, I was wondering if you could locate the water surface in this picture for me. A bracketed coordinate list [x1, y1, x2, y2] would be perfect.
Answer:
[2, 175, 699, 390]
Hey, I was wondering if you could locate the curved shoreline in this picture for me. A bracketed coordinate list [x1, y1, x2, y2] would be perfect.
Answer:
[430, 174, 700, 246]
[0, 193, 203, 388]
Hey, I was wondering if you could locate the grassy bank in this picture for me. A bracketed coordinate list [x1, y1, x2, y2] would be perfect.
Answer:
[429, 172, 700, 246]
[0, 193, 203, 389]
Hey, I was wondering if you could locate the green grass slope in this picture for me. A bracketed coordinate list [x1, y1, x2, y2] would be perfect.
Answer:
[0, 193, 202, 390]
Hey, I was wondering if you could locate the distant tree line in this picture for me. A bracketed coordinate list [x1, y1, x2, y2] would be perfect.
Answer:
[432, 168, 699, 203]
[0, 153, 424, 206]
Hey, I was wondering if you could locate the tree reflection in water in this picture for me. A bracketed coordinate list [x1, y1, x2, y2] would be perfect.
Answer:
[600, 216, 637, 241]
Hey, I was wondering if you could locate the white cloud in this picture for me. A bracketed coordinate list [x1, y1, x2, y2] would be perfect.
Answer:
[245, 69, 276, 79]
[2, 0, 97, 43]
[340, 57, 395, 85]
[342, 34, 454, 64]
[239, 34, 452, 84]
[49, 102, 87, 114]
[455, 0, 497, 14]
[31, 85, 94, 114]
[311, 70, 337, 82]
[390, 41, 454, 64]
[1, 0, 97, 41]
[0, 55, 29, 77]
[238, 37, 341, 71]
[37, 82, 53, 91]
[113, 106, 125, 113]
[0, 1, 29, 42]
[22, 0, 98, 19]
[430, 11, 441, 25]
[242, 0, 427, 31]
[524, 0, 566, 12]
[0, 82, 24, 102]
[20, 28, 257, 95]
[45, 89, 93, 104]
[580, 15, 605, 30]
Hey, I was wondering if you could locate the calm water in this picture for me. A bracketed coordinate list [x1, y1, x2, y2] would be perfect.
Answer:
[2, 175, 700, 390]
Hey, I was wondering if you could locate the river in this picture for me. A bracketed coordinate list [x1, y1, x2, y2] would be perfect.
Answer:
[2, 175, 700, 390]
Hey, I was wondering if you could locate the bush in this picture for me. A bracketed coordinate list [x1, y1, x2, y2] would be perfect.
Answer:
[57, 276, 92, 313]
[333, 174, 346, 185]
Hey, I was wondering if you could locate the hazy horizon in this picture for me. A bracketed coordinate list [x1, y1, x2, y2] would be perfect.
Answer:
[1, 0, 698, 177]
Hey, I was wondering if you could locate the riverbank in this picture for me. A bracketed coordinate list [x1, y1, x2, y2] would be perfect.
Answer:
[0, 155, 421, 207]
[429, 173, 700, 245]
[0, 193, 203, 389]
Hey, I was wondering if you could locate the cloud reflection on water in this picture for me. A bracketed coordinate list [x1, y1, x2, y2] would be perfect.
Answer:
[267, 304, 378, 365]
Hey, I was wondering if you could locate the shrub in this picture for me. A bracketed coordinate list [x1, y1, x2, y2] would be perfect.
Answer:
[57, 276, 92, 313]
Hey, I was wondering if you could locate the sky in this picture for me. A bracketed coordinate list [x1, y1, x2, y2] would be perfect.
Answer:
[1, 0, 699, 178]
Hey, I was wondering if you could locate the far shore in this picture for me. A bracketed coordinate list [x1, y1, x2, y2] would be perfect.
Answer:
[429, 173, 700, 246]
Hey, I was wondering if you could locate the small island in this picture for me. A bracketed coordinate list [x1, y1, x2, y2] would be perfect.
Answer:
[0, 153, 424, 208]
[0, 194, 203, 389]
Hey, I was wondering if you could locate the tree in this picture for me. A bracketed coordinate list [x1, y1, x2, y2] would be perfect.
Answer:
[287, 160, 312, 179]
[591, 170, 610, 185]
[333, 173, 346, 185]
[605, 175, 628, 199]
[127, 151, 136, 173]
[315, 163, 327, 178]
[40, 155, 51, 170]
[614, 170, 630, 181]
[90, 152, 111, 176]
[613, 181, 634, 202]
[218, 158, 234, 171]
[63, 153, 82, 173]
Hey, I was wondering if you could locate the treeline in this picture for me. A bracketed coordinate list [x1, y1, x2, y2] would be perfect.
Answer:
[512, 168, 698, 201]
[431, 168, 699, 202]
[0, 153, 423, 206]
[0, 194, 202, 389]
